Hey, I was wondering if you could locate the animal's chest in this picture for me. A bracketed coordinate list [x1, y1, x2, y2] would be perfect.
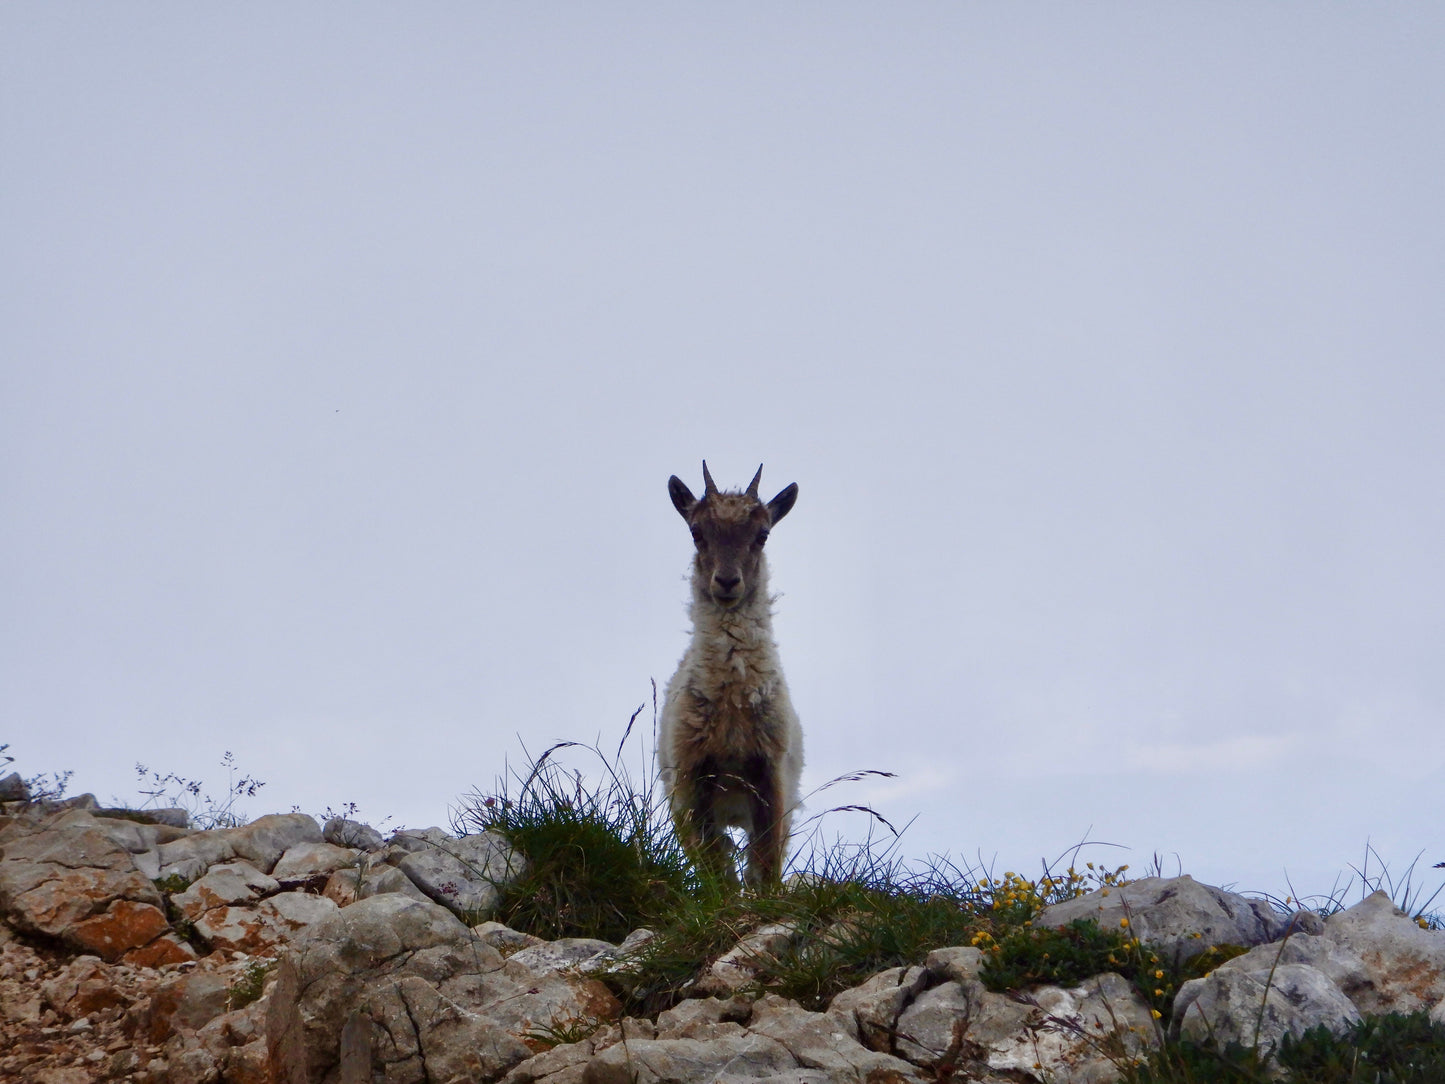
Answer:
[680, 661, 785, 764]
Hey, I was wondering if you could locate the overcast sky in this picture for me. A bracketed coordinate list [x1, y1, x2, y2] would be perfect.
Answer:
[4, 5, 1443, 906]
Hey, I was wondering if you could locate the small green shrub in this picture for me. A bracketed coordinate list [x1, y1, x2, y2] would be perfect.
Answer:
[1276, 1011, 1445, 1083]
[1121, 1017, 1445, 1081]
[1176, 942, 1250, 983]
[153, 873, 194, 895]
[226, 960, 276, 1011]
[1123, 1012, 1445, 1084]
[1122, 1039, 1272, 1084]
[980, 917, 1140, 992]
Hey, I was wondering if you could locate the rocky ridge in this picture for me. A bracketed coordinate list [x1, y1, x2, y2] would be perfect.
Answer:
[2, 775, 1443, 1083]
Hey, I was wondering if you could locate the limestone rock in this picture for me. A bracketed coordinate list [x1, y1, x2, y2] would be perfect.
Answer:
[474, 920, 547, 955]
[226, 813, 324, 874]
[388, 826, 526, 921]
[0, 928, 243, 1082]
[323, 859, 431, 907]
[1312, 890, 1445, 1014]
[583, 1032, 797, 1084]
[509, 937, 618, 975]
[169, 858, 338, 952]
[0, 772, 28, 802]
[1172, 889, 1445, 1054]
[140, 806, 192, 829]
[88, 814, 161, 854]
[344, 975, 534, 1084]
[892, 977, 1029, 1065]
[157, 831, 240, 883]
[173, 861, 280, 919]
[501, 1019, 655, 1084]
[1176, 962, 1361, 1053]
[267, 893, 620, 1084]
[697, 921, 800, 996]
[154, 813, 323, 883]
[266, 894, 488, 1083]
[86, 811, 190, 881]
[655, 995, 752, 1040]
[0, 809, 174, 961]
[1035, 875, 1286, 964]
[747, 993, 926, 1082]
[271, 841, 361, 886]
[579, 926, 657, 976]
[41, 955, 130, 1018]
[985, 973, 1158, 1084]
[9, 802, 1440, 1084]
[123, 930, 199, 968]
[324, 816, 386, 851]
[163, 995, 273, 1084]
[199, 892, 339, 956]
[500, 1035, 604, 1084]
[827, 964, 931, 1049]
[69, 897, 173, 961]
[923, 945, 986, 984]
[144, 970, 234, 1042]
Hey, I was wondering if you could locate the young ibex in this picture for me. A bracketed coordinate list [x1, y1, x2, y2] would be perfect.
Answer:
[658, 462, 804, 885]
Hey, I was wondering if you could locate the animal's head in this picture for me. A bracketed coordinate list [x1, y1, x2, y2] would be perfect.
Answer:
[668, 462, 798, 609]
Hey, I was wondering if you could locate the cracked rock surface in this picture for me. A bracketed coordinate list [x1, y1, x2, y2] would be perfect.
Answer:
[5, 793, 1445, 1084]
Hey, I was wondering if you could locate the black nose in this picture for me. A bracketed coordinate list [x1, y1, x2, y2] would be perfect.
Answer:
[714, 574, 741, 592]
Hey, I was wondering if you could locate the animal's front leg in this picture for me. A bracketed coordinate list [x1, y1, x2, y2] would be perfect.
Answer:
[678, 760, 740, 885]
[743, 755, 785, 886]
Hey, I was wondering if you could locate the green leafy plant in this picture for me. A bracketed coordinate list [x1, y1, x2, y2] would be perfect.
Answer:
[226, 960, 276, 1011]
[980, 917, 1141, 990]
[153, 872, 194, 895]
[1276, 1010, 1445, 1083]
[1122, 1038, 1273, 1084]
[1124, 1012, 1445, 1084]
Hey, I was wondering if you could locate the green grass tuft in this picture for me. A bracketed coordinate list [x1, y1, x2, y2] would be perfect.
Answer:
[454, 705, 703, 944]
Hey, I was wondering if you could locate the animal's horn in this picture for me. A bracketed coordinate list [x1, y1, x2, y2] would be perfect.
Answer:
[702, 460, 718, 497]
[746, 464, 764, 497]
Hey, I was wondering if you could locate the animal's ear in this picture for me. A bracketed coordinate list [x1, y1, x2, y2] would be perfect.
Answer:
[668, 475, 698, 518]
[767, 483, 798, 525]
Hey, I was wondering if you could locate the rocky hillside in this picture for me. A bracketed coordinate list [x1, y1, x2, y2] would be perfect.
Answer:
[2, 780, 1443, 1084]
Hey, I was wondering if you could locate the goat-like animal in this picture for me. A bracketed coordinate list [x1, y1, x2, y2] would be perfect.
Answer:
[658, 462, 803, 885]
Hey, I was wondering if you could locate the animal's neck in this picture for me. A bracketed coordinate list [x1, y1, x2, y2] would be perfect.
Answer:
[689, 559, 774, 642]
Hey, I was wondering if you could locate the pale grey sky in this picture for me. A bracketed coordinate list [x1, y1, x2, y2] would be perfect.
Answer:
[4, 5, 1443, 903]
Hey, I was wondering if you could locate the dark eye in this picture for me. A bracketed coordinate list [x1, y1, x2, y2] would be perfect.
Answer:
[692, 531, 708, 551]
[754, 529, 770, 547]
